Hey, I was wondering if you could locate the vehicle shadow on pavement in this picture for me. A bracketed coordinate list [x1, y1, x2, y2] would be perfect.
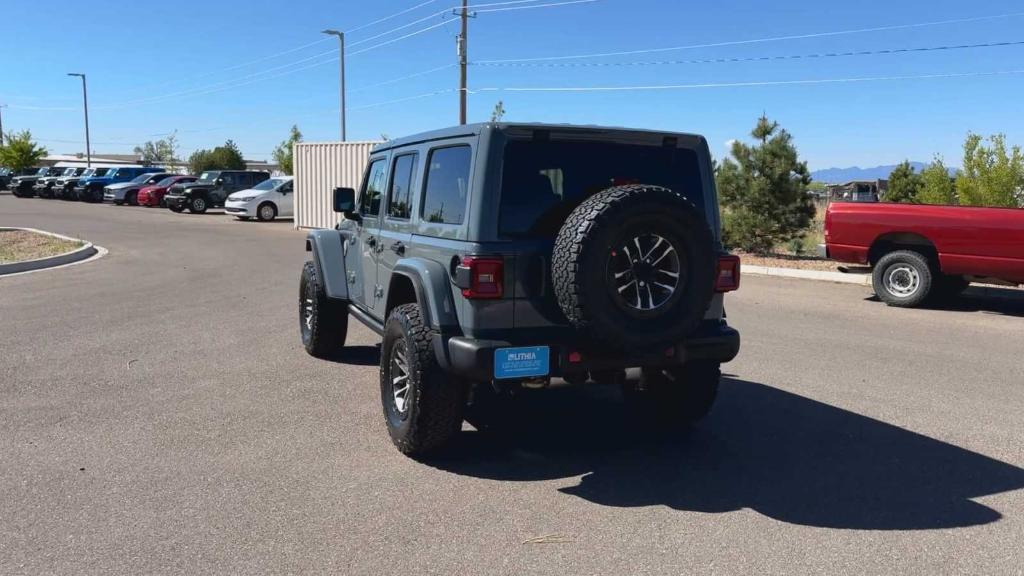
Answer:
[431, 378, 1024, 530]
[322, 345, 380, 366]
[865, 287, 1024, 317]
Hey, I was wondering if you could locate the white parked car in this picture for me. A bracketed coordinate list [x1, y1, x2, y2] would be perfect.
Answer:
[224, 177, 294, 221]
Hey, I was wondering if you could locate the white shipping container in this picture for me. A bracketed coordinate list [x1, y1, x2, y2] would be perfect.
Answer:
[294, 141, 380, 229]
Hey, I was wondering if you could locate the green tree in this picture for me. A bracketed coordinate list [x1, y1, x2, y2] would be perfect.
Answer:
[133, 132, 178, 164]
[0, 130, 48, 172]
[715, 115, 815, 254]
[886, 160, 923, 203]
[918, 156, 956, 205]
[956, 133, 1023, 208]
[271, 125, 302, 176]
[187, 140, 247, 174]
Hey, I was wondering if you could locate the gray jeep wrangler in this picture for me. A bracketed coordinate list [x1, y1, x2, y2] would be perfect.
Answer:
[301, 123, 741, 456]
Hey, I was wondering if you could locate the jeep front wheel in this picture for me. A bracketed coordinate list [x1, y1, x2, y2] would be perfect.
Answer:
[380, 303, 465, 456]
[299, 261, 348, 358]
[189, 197, 208, 214]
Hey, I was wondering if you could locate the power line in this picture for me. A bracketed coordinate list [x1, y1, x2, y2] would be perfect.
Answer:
[349, 19, 452, 56]
[471, 68, 1024, 93]
[349, 64, 456, 94]
[472, 40, 1024, 67]
[347, 0, 444, 34]
[476, 11, 1024, 63]
[349, 89, 458, 111]
[349, 8, 453, 47]
[473, 0, 599, 13]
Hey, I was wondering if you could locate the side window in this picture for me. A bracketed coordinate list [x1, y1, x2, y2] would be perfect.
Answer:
[359, 159, 387, 217]
[222, 174, 237, 187]
[387, 153, 418, 220]
[421, 146, 471, 225]
[280, 181, 293, 193]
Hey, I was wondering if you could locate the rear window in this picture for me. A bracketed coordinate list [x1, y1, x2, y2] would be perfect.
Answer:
[498, 139, 704, 237]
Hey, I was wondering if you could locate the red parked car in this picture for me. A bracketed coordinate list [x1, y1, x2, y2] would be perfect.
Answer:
[823, 202, 1024, 307]
[138, 175, 197, 207]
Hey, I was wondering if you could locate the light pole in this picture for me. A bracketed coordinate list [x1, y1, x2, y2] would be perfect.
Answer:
[67, 73, 91, 167]
[322, 29, 346, 141]
[0, 104, 7, 147]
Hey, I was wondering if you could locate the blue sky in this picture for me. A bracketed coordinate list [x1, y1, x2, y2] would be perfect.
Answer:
[2, 0, 1023, 169]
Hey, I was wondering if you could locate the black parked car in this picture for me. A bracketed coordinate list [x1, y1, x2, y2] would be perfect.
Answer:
[10, 167, 59, 198]
[164, 170, 270, 214]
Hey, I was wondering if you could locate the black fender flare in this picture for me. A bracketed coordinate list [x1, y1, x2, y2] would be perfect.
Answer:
[387, 258, 459, 332]
[305, 229, 349, 301]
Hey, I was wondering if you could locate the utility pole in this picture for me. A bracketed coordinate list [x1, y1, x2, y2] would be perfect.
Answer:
[322, 30, 347, 141]
[457, 0, 469, 125]
[67, 73, 91, 167]
[0, 104, 6, 147]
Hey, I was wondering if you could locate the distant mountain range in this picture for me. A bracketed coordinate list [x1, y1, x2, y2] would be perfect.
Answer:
[810, 162, 957, 184]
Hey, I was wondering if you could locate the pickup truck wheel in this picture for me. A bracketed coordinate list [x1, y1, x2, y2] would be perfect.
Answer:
[552, 184, 716, 350]
[873, 250, 933, 308]
[189, 197, 208, 214]
[299, 261, 348, 358]
[381, 303, 465, 456]
[625, 362, 721, 426]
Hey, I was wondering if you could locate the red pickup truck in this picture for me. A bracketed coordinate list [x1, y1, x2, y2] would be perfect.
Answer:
[822, 202, 1024, 307]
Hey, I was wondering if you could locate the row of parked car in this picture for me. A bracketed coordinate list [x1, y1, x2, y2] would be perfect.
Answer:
[5, 165, 296, 221]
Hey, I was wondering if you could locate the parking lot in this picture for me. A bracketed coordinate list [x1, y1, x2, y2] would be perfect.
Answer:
[2, 194, 1023, 574]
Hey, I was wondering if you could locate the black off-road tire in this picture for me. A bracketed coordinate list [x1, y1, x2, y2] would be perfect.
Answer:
[552, 184, 716, 350]
[624, 361, 721, 426]
[872, 250, 934, 308]
[380, 303, 465, 456]
[299, 261, 348, 358]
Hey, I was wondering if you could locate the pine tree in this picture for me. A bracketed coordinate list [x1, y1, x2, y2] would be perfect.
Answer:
[716, 115, 814, 254]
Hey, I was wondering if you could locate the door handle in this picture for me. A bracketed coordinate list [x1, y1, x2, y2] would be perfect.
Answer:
[390, 241, 406, 256]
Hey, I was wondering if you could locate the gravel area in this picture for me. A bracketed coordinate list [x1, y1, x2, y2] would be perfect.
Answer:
[0, 230, 83, 264]
[736, 251, 844, 272]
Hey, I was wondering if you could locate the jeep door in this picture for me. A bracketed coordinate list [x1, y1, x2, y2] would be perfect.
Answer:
[378, 152, 419, 310]
[352, 157, 389, 313]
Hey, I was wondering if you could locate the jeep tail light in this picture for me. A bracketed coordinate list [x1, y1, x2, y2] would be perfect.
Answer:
[715, 255, 741, 292]
[458, 256, 504, 299]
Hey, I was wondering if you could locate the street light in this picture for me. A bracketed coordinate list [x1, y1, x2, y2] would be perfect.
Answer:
[322, 29, 346, 141]
[67, 73, 91, 167]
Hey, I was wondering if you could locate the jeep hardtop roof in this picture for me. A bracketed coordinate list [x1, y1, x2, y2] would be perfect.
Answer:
[371, 122, 708, 154]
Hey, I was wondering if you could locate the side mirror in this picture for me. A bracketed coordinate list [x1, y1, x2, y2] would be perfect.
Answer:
[333, 187, 357, 217]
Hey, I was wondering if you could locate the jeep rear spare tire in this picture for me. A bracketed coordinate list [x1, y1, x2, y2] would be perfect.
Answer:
[552, 184, 716, 349]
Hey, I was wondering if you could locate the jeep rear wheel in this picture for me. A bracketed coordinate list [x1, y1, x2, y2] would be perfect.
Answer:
[299, 261, 348, 358]
[552, 184, 716, 350]
[380, 303, 465, 456]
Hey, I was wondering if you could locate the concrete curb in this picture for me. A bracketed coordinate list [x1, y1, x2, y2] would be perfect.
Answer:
[0, 227, 103, 276]
[743, 264, 872, 286]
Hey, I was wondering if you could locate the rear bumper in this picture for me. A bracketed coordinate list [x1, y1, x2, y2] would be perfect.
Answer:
[165, 196, 187, 209]
[438, 321, 741, 382]
[818, 243, 828, 259]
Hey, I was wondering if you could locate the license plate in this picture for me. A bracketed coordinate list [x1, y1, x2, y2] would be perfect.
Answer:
[494, 346, 550, 380]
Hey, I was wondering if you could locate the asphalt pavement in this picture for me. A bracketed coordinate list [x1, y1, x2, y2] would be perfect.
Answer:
[2, 194, 1023, 575]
